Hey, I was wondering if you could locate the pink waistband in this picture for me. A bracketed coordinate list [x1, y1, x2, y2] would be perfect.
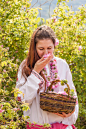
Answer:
[26, 122, 76, 129]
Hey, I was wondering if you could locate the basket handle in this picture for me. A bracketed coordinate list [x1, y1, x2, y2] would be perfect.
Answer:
[46, 79, 70, 97]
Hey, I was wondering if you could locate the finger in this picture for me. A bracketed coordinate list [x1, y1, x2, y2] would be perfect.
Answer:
[39, 56, 44, 62]
[62, 112, 67, 117]
[62, 112, 71, 117]
[42, 54, 53, 63]
[72, 108, 75, 113]
[67, 113, 71, 117]
[54, 112, 64, 118]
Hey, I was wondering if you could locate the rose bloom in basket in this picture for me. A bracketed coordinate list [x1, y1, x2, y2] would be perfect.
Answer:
[16, 25, 78, 129]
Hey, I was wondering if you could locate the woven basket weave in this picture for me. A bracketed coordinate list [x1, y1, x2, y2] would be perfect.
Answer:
[40, 79, 76, 114]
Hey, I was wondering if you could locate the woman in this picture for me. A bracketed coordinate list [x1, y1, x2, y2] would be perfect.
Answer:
[16, 25, 78, 129]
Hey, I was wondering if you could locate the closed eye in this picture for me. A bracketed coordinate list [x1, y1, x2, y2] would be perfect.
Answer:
[40, 49, 44, 50]
[39, 47, 52, 50]
[48, 47, 51, 49]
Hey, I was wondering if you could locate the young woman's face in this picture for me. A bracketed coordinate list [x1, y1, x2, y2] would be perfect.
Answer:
[36, 39, 54, 58]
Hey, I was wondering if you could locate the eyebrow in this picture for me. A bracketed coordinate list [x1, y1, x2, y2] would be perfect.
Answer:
[38, 46, 52, 48]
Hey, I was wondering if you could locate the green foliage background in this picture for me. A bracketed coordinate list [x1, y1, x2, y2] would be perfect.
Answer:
[0, 0, 86, 128]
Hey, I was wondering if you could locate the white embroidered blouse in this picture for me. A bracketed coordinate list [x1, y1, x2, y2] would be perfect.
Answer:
[16, 56, 79, 126]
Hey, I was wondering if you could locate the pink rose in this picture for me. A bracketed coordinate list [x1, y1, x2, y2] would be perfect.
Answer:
[57, 91, 67, 95]
[52, 61, 56, 65]
[73, 96, 77, 99]
[1, 105, 3, 108]
[78, 46, 82, 51]
[50, 62, 53, 66]
[13, 108, 17, 111]
[51, 66, 55, 69]
[55, 83, 59, 88]
[3, 69, 6, 73]
[55, 38, 59, 46]
[53, 18, 57, 23]
[1, 45, 3, 47]
[52, 85, 55, 89]
[55, 68, 58, 73]
[59, 27, 62, 30]
[16, 59, 19, 62]
[52, 69, 56, 73]
[7, 47, 9, 50]
[62, 92, 67, 95]
[43, 66, 47, 71]
[73, 23, 76, 26]
[0, 109, 4, 113]
[51, 16, 57, 23]
[57, 75, 60, 80]
[47, 82, 50, 87]
[43, 53, 51, 59]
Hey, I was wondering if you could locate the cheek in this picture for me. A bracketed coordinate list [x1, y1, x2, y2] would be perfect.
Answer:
[37, 50, 44, 57]
[48, 48, 54, 54]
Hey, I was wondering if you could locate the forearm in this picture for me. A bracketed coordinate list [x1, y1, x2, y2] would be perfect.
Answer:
[16, 69, 44, 104]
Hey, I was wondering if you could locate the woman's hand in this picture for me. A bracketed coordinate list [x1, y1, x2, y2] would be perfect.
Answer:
[33, 54, 53, 73]
[55, 109, 75, 118]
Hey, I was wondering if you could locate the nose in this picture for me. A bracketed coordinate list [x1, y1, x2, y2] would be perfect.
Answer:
[44, 49, 48, 55]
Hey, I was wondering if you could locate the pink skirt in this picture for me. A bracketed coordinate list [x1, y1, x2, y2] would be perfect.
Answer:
[26, 122, 76, 129]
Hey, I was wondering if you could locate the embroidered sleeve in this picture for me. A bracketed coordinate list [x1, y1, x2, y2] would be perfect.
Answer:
[16, 68, 45, 105]
[32, 70, 44, 87]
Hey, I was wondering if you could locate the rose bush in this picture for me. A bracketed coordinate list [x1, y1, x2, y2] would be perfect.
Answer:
[0, 0, 45, 92]
[0, 46, 30, 129]
[0, 88, 30, 129]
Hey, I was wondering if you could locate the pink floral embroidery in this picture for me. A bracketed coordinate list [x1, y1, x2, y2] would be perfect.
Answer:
[42, 56, 60, 91]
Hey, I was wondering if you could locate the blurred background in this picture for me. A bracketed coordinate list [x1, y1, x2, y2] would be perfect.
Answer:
[31, 0, 86, 19]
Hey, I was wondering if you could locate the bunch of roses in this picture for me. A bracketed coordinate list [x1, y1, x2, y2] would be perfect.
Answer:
[42, 54, 60, 91]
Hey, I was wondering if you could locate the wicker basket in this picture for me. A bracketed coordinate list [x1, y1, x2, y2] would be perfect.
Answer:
[40, 79, 76, 114]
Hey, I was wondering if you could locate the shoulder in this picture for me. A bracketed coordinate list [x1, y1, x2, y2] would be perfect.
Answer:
[18, 59, 26, 71]
[53, 56, 70, 72]
[20, 59, 26, 67]
[54, 56, 68, 66]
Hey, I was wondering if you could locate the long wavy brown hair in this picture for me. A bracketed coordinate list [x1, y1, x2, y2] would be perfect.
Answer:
[19, 25, 56, 85]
